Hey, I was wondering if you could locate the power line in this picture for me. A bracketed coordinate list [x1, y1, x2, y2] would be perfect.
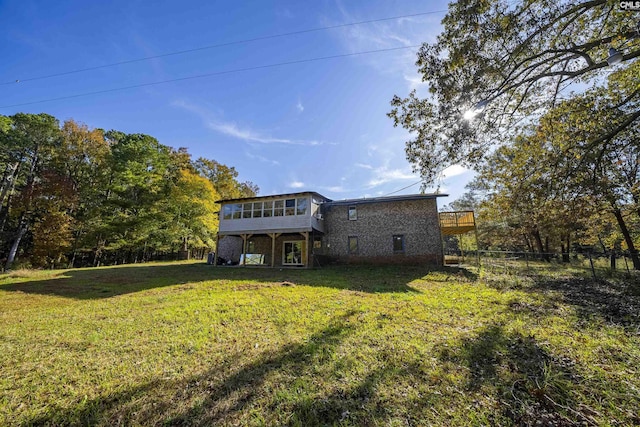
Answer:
[0, 45, 421, 109]
[1, 10, 446, 86]
[381, 180, 422, 197]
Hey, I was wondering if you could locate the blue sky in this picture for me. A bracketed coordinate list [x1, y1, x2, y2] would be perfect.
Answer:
[0, 0, 474, 205]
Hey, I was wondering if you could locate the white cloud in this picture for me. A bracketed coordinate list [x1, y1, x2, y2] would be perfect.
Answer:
[441, 164, 470, 178]
[367, 166, 417, 187]
[403, 72, 428, 91]
[289, 181, 305, 189]
[320, 185, 349, 193]
[355, 162, 373, 169]
[172, 100, 326, 146]
[296, 100, 304, 113]
[209, 121, 297, 144]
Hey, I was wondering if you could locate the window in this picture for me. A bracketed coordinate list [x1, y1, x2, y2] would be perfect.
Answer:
[232, 204, 242, 219]
[348, 236, 358, 255]
[263, 200, 273, 217]
[296, 197, 308, 215]
[348, 206, 357, 220]
[252, 202, 263, 218]
[242, 203, 252, 219]
[285, 198, 296, 216]
[274, 200, 284, 216]
[313, 237, 322, 249]
[393, 235, 405, 253]
[222, 197, 312, 220]
[222, 205, 232, 220]
[247, 240, 256, 253]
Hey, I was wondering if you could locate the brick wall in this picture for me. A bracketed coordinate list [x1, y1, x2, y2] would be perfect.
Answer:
[321, 199, 443, 265]
[217, 233, 309, 266]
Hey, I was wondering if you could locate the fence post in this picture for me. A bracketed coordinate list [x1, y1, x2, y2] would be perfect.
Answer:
[610, 250, 616, 271]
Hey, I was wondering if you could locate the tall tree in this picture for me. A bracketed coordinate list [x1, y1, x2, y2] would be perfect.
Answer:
[2, 113, 61, 270]
[388, 0, 639, 183]
[194, 158, 258, 200]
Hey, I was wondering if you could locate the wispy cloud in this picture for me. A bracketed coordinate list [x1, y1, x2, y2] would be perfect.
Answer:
[367, 166, 417, 187]
[244, 151, 280, 166]
[355, 162, 373, 170]
[173, 100, 328, 146]
[441, 164, 470, 178]
[209, 121, 298, 144]
[319, 184, 350, 193]
[327, 0, 443, 92]
[296, 100, 304, 113]
[289, 181, 305, 189]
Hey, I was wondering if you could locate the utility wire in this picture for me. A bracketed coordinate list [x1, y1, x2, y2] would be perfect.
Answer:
[381, 180, 422, 197]
[0, 45, 421, 109]
[1, 10, 446, 86]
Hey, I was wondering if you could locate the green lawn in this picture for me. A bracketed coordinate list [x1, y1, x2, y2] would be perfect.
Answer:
[1, 262, 639, 426]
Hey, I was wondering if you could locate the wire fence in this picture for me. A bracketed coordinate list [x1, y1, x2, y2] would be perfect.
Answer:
[444, 250, 638, 279]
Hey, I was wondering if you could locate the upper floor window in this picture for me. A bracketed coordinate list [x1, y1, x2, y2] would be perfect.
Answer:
[296, 197, 308, 215]
[242, 203, 252, 219]
[263, 201, 273, 217]
[285, 199, 296, 216]
[274, 200, 284, 216]
[252, 202, 263, 218]
[348, 206, 357, 220]
[232, 204, 242, 219]
[221, 197, 311, 220]
[222, 205, 232, 220]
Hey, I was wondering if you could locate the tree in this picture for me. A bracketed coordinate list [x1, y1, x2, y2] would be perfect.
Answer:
[194, 158, 258, 200]
[56, 120, 110, 266]
[467, 80, 640, 267]
[1, 113, 62, 270]
[166, 169, 220, 258]
[388, 0, 639, 183]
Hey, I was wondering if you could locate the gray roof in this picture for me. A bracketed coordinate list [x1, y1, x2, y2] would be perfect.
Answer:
[324, 193, 448, 206]
[220, 191, 448, 205]
[219, 191, 331, 204]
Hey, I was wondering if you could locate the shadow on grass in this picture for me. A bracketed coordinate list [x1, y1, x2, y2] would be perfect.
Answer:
[438, 324, 591, 426]
[23, 310, 401, 426]
[0, 263, 476, 299]
[485, 268, 640, 329]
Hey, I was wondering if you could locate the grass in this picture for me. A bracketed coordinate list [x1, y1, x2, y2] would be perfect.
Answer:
[1, 261, 639, 426]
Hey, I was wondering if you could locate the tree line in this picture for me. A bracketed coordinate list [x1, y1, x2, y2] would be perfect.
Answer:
[390, 0, 639, 269]
[0, 113, 257, 270]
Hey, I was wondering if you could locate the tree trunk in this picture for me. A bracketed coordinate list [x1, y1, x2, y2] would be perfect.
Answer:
[562, 234, 570, 263]
[5, 217, 28, 270]
[611, 206, 640, 270]
[522, 233, 533, 252]
[531, 227, 548, 261]
[0, 162, 19, 209]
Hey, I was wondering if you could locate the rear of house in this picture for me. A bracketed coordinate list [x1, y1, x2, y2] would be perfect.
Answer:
[216, 192, 446, 267]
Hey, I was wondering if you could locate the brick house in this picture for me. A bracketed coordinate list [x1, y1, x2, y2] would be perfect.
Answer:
[215, 191, 447, 267]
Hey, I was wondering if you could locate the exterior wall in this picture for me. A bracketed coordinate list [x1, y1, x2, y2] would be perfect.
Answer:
[217, 235, 243, 263]
[322, 199, 443, 265]
[217, 233, 309, 267]
[220, 214, 311, 234]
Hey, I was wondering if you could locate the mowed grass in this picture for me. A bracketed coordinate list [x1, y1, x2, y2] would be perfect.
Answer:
[1, 262, 639, 426]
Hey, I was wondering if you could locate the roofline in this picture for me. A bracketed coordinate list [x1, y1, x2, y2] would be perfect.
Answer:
[324, 193, 448, 206]
[219, 191, 332, 204]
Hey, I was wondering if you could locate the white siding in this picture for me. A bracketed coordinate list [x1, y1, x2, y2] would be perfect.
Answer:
[219, 194, 325, 234]
[220, 214, 313, 233]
